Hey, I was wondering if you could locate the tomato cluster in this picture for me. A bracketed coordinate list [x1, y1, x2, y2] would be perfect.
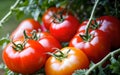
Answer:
[2, 7, 120, 75]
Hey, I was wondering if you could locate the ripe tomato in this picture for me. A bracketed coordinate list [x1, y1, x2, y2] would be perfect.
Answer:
[42, 7, 63, 29]
[97, 16, 120, 50]
[50, 15, 80, 42]
[45, 47, 90, 75]
[77, 20, 89, 32]
[37, 32, 62, 53]
[77, 16, 120, 50]
[10, 19, 41, 41]
[69, 30, 110, 63]
[2, 39, 47, 74]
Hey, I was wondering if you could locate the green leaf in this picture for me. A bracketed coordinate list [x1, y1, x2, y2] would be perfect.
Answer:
[72, 69, 87, 75]
[110, 56, 120, 74]
[98, 66, 106, 75]
[0, 34, 10, 49]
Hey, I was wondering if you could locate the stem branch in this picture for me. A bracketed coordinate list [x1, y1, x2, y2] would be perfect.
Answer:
[0, 0, 21, 27]
[85, 0, 99, 36]
[85, 48, 120, 75]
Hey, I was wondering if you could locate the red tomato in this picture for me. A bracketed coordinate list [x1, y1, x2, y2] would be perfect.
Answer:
[42, 7, 63, 29]
[50, 15, 80, 42]
[69, 30, 110, 63]
[45, 47, 90, 75]
[77, 20, 89, 32]
[37, 32, 62, 53]
[77, 16, 120, 50]
[2, 40, 47, 74]
[97, 16, 120, 50]
[10, 19, 41, 41]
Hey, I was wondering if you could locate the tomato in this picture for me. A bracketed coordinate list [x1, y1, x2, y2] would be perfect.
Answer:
[10, 19, 41, 41]
[69, 30, 110, 63]
[77, 20, 89, 32]
[77, 16, 120, 50]
[50, 15, 80, 42]
[37, 32, 62, 53]
[42, 7, 63, 29]
[97, 16, 120, 50]
[2, 39, 47, 74]
[45, 47, 89, 75]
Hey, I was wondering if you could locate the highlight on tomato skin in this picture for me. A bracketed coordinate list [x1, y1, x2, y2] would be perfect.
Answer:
[37, 32, 62, 55]
[10, 19, 42, 41]
[45, 47, 90, 75]
[96, 16, 120, 50]
[2, 39, 47, 74]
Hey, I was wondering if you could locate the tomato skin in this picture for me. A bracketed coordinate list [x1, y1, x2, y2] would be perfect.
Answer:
[45, 47, 89, 75]
[2, 40, 47, 74]
[77, 20, 88, 32]
[42, 7, 63, 29]
[50, 15, 80, 42]
[10, 19, 41, 41]
[37, 32, 62, 53]
[69, 30, 110, 63]
[97, 16, 120, 50]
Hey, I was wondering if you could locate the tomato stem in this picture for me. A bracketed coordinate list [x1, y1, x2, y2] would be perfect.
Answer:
[90, 20, 100, 30]
[0, 0, 21, 27]
[81, 0, 99, 42]
[23, 30, 39, 41]
[47, 49, 71, 62]
[12, 41, 25, 51]
[52, 12, 64, 23]
[85, 48, 120, 75]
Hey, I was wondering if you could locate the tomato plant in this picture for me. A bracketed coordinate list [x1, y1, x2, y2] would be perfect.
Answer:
[2, 39, 47, 74]
[45, 47, 90, 75]
[78, 16, 120, 50]
[0, 0, 120, 75]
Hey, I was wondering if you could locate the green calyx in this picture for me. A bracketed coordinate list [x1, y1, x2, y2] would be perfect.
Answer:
[23, 30, 40, 41]
[12, 40, 26, 52]
[79, 34, 93, 42]
[90, 20, 100, 30]
[47, 49, 71, 62]
[52, 11, 65, 24]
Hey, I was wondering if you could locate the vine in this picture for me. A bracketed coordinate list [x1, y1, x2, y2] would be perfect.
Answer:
[0, 0, 21, 27]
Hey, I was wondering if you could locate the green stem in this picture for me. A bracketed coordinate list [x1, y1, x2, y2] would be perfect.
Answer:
[85, 0, 99, 38]
[85, 48, 120, 75]
[0, 0, 21, 27]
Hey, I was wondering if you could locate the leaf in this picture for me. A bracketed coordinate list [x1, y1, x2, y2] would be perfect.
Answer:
[110, 56, 120, 74]
[98, 66, 106, 75]
[0, 34, 10, 49]
[72, 69, 87, 75]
